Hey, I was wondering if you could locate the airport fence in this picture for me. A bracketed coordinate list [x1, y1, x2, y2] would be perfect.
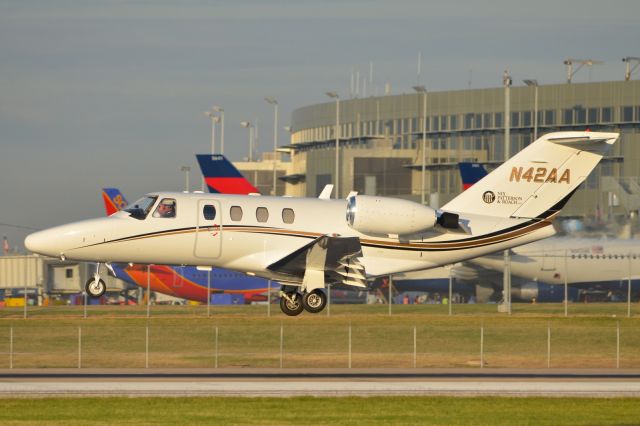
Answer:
[0, 318, 639, 369]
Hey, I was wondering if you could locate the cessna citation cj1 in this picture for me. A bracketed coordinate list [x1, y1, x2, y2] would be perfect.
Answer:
[25, 132, 618, 316]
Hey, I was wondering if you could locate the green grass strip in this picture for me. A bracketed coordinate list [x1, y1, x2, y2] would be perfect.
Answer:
[0, 396, 639, 425]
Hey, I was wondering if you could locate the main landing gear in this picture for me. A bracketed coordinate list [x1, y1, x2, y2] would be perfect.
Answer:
[279, 287, 327, 316]
[85, 262, 107, 298]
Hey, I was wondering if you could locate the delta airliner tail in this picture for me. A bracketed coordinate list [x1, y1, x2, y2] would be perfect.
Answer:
[196, 154, 259, 194]
[458, 163, 489, 191]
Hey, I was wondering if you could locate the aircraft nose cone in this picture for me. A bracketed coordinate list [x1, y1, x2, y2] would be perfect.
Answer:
[25, 230, 58, 257]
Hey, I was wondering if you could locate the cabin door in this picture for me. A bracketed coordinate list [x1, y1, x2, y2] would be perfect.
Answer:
[194, 199, 222, 259]
[541, 247, 557, 271]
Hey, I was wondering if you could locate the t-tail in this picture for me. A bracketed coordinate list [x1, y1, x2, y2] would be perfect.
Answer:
[196, 154, 260, 195]
[101, 188, 129, 215]
[444, 131, 619, 220]
[458, 162, 488, 191]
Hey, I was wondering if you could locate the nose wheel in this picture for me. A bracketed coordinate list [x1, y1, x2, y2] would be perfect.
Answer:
[85, 262, 106, 298]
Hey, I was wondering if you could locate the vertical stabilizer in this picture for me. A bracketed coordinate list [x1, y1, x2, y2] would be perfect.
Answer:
[196, 154, 260, 195]
[102, 188, 129, 215]
[444, 132, 618, 219]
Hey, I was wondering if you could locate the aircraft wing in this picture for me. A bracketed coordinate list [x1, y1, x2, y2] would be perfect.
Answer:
[267, 235, 367, 289]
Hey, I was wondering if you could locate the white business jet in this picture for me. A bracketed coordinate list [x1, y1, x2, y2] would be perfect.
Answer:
[25, 132, 618, 315]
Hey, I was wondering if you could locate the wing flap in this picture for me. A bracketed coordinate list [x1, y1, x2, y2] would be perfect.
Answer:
[267, 235, 366, 289]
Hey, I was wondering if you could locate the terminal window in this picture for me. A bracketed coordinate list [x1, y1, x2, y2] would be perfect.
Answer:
[449, 115, 458, 130]
[483, 113, 492, 128]
[563, 109, 573, 125]
[544, 110, 555, 125]
[353, 158, 412, 196]
[495, 113, 503, 128]
[511, 112, 519, 127]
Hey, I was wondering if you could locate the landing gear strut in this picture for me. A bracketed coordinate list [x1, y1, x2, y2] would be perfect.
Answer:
[85, 262, 106, 298]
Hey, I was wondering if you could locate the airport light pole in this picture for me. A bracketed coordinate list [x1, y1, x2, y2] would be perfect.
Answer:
[628, 251, 632, 318]
[622, 57, 640, 81]
[503, 70, 512, 315]
[213, 106, 225, 155]
[413, 85, 427, 205]
[448, 265, 453, 316]
[203, 110, 220, 154]
[265, 97, 279, 195]
[181, 166, 191, 192]
[240, 121, 254, 162]
[564, 249, 568, 317]
[523, 79, 539, 141]
[146, 265, 151, 319]
[563, 59, 603, 84]
[326, 91, 340, 199]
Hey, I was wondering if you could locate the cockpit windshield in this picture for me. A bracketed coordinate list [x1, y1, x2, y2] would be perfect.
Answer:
[123, 196, 158, 220]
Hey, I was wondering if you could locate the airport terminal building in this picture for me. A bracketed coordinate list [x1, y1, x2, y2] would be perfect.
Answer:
[284, 80, 640, 220]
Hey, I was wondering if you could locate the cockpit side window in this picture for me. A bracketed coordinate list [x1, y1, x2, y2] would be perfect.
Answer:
[123, 196, 158, 220]
[153, 198, 177, 218]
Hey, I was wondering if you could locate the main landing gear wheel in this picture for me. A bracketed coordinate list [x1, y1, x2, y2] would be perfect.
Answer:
[302, 289, 327, 314]
[85, 277, 106, 298]
[280, 292, 304, 316]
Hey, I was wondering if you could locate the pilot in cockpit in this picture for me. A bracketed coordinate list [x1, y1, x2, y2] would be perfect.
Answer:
[153, 198, 176, 218]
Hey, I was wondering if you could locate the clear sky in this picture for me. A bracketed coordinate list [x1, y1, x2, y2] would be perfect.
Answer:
[1, 0, 639, 250]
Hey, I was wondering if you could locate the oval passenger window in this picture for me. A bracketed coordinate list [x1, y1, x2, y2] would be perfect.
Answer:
[256, 207, 269, 223]
[230, 206, 243, 221]
[203, 205, 216, 220]
[282, 208, 295, 224]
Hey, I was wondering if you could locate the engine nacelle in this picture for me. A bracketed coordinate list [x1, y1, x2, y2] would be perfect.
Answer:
[346, 195, 438, 237]
[511, 282, 579, 303]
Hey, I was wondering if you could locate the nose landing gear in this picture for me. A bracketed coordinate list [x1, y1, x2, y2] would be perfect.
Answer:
[85, 262, 107, 298]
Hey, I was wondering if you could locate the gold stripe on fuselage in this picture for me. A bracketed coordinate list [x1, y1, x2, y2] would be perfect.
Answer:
[84, 213, 555, 254]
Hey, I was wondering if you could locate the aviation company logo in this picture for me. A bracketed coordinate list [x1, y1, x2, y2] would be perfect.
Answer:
[482, 191, 496, 204]
[495, 191, 523, 205]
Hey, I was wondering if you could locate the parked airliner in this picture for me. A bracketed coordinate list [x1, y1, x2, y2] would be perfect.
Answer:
[25, 132, 619, 315]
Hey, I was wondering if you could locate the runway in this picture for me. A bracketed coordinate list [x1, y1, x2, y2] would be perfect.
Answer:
[1, 368, 640, 397]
